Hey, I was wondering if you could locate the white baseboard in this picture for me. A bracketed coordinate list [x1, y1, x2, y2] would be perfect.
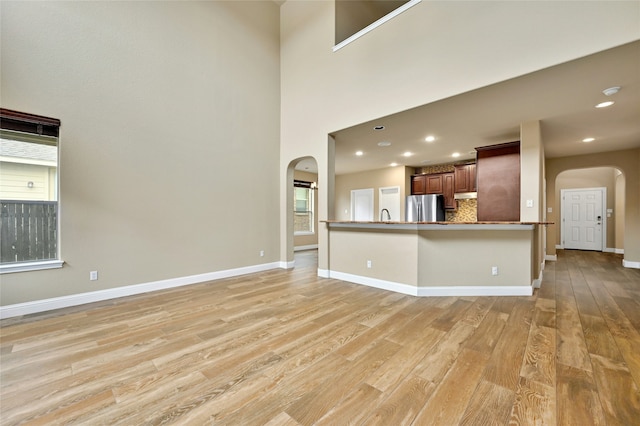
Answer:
[556, 245, 624, 255]
[532, 269, 544, 289]
[603, 247, 624, 254]
[545, 254, 557, 261]
[623, 259, 640, 269]
[317, 268, 330, 278]
[329, 271, 418, 295]
[294, 244, 318, 252]
[328, 271, 533, 297]
[602, 247, 624, 254]
[418, 286, 533, 297]
[280, 260, 295, 269]
[0, 262, 282, 320]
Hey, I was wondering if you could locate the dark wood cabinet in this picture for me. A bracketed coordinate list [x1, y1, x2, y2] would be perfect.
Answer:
[411, 174, 427, 195]
[412, 172, 455, 209]
[454, 163, 476, 193]
[442, 172, 455, 209]
[476, 141, 520, 221]
[425, 175, 443, 194]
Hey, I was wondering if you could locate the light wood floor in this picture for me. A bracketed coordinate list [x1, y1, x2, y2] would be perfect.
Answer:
[1, 249, 639, 425]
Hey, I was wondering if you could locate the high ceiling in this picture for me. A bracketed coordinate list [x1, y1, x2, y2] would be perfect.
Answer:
[325, 40, 639, 175]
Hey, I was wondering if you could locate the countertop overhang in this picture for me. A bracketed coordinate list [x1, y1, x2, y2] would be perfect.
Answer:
[323, 221, 553, 231]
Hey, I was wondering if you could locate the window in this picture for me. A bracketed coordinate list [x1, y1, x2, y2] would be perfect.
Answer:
[0, 108, 62, 273]
[294, 180, 315, 235]
[334, 0, 421, 51]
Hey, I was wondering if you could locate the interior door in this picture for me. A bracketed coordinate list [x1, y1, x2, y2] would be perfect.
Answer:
[562, 188, 604, 251]
[379, 186, 400, 221]
[351, 188, 374, 221]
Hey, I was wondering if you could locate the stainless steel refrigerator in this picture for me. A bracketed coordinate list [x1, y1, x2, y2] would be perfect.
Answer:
[405, 194, 445, 222]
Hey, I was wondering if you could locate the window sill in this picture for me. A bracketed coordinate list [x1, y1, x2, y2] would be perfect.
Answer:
[0, 260, 64, 274]
[294, 231, 315, 236]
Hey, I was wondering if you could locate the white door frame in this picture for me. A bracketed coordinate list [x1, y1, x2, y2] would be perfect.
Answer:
[561, 187, 606, 251]
[350, 188, 374, 221]
[379, 186, 400, 222]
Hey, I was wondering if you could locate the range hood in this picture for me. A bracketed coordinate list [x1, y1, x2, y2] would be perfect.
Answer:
[454, 192, 477, 200]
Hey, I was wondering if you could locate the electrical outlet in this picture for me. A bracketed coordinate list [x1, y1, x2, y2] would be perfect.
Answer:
[491, 266, 498, 276]
[90, 271, 98, 281]
[260, 250, 265, 257]
[367, 260, 372, 268]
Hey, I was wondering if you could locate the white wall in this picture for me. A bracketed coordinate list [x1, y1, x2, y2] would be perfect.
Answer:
[1, 1, 281, 306]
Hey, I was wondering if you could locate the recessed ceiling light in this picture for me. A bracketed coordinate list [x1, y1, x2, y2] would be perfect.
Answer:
[374, 125, 385, 131]
[403, 151, 413, 157]
[452, 152, 461, 158]
[425, 135, 435, 142]
[596, 101, 614, 108]
[582, 137, 595, 143]
[355, 150, 363, 156]
[390, 162, 398, 167]
[603, 86, 620, 96]
[377, 141, 391, 147]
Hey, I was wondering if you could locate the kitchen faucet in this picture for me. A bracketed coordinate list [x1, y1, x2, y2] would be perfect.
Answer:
[380, 208, 391, 221]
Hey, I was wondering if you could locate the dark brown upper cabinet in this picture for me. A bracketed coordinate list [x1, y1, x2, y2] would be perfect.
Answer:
[476, 142, 520, 222]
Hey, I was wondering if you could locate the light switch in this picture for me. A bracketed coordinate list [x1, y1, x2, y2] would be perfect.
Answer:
[547, 207, 553, 213]
[526, 199, 534, 208]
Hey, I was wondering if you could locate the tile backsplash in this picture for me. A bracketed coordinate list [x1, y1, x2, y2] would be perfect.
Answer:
[414, 164, 455, 174]
[413, 162, 477, 222]
[413, 160, 474, 175]
[446, 198, 477, 222]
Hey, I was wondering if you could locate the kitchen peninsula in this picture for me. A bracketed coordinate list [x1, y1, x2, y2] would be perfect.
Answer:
[324, 220, 551, 297]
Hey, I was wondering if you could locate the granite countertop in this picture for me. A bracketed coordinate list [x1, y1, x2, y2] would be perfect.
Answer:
[323, 220, 553, 225]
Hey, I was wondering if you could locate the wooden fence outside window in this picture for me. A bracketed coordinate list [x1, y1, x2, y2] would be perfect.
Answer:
[0, 200, 58, 263]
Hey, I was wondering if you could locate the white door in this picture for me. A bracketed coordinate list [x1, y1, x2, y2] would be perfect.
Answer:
[562, 188, 604, 251]
[351, 188, 374, 221]
[379, 186, 400, 221]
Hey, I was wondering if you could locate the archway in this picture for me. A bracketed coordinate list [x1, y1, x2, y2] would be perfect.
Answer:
[285, 156, 319, 269]
[552, 166, 625, 254]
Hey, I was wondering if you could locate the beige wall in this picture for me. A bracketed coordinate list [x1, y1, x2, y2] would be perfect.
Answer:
[546, 149, 640, 264]
[417, 229, 532, 287]
[280, 0, 640, 270]
[616, 172, 626, 249]
[1, 1, 281, 306]
[328, 227, 534, 289]
[520, 120, 545, 279]
[334, 166, 410, 221]
[329, 228, 419, 286]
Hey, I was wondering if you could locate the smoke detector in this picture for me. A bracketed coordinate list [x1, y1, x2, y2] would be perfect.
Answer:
[603, 86, 620, 96]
